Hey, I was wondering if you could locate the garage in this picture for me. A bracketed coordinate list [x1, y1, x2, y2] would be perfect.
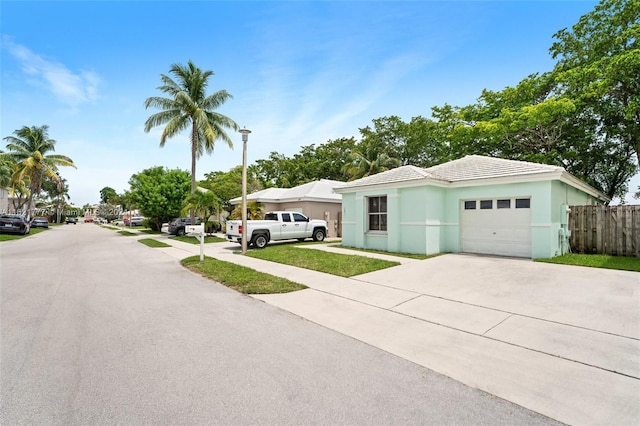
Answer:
[461, 198, 532, 258]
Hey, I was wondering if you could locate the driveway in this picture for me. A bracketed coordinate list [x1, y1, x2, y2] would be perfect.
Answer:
[242, 249, 640, 426]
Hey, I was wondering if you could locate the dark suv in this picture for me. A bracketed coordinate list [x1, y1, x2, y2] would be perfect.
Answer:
[168, 217, 201, 236]
[0, 215, 31, 234]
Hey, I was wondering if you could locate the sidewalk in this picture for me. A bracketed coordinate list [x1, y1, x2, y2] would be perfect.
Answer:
[142, 233, 640, 425]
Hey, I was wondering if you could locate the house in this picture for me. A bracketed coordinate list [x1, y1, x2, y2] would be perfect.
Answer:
[334, 155, 609, 259]
[230, 179, 343, 237]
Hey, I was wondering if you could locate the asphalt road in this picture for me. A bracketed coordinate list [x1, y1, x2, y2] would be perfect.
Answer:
[1, 224, 558, 425]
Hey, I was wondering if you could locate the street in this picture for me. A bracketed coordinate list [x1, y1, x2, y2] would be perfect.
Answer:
[1, 224, 557, 425]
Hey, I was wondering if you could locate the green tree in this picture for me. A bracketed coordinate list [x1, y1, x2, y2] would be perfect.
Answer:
[550, 0, 639, 167]
[342, 142, 401, 181]
[144, 61, 239, 222]
[0, 151, 14, 188]
[128, 166, 191, 230]
[3, 125, 75, 218]
[99, 186, 118, 204]
[200, 165, 262, 212]
[229, 200, 264, 220]
[182, 189, 221, 232]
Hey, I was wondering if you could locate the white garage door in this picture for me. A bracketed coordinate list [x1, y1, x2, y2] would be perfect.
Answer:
[461, 198, 532, 258]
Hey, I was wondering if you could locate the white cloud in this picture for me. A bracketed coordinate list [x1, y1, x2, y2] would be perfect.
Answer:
[2, 35, 100, 107]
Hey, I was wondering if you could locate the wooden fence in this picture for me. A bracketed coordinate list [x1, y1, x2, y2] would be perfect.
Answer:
[569, 205, 640, 257]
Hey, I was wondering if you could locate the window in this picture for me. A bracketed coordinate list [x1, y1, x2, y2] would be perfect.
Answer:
[497, 199, 511, 209]
[292, 213, 308, 222]
[368, 196, 387, 231]
[480, 200, 493, 209]
[281, 213, 292, 222]
[464, 201, 476, 210]
[515, 198, 531, 209]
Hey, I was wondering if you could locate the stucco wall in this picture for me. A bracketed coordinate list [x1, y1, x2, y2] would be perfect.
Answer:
[340, 179, 603, 258]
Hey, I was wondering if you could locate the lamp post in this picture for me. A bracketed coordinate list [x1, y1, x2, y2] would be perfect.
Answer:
[239, 128, 251, 255]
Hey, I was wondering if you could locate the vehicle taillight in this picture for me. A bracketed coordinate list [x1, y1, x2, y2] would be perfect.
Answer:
[238, 225, 242, 234]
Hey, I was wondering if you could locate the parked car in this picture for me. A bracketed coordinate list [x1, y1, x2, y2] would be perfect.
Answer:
[130, 216, 146, 226]
[168, 217, 201, 236]
[0, 215, 31, 234]
[30, 217, 50, 228]
[66, 217, 77, 224]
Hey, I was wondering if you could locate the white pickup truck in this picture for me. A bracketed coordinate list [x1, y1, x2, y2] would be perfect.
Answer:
[226, 211, 328, 248]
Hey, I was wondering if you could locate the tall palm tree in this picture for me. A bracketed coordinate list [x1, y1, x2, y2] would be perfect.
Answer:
[3, 125, 75, 217]
[144, 61, 239, 222]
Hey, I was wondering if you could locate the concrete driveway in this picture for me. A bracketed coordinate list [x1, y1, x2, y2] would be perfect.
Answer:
[242, 249, 640, 426]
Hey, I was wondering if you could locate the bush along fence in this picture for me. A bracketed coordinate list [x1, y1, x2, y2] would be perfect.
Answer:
[569, 205, 640, 257]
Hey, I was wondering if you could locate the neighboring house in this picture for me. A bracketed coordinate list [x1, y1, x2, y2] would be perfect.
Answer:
[0, 187, 35, 215]
[230, 179, 344, 237]
[0, 187, 8, 214]
[334, 155, 609, 259]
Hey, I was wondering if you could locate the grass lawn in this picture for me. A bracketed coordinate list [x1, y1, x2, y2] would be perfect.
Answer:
[536, 253, 640, 272]
[170, 235, 227, 244]
[138, 238, 171, 248]
[139, 229, 162, 234]
[245, 243, 400, 277]
[0, 227, 48, 241]
[182, 255, 306, 294]
[336, 245, 438, 260]
[117, 230, 138, 236]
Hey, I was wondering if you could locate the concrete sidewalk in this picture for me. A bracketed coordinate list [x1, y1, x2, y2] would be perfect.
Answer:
[144, 234, 640, 425]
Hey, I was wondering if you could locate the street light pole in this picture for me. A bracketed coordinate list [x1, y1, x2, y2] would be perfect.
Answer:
[239, 128, 251, 255]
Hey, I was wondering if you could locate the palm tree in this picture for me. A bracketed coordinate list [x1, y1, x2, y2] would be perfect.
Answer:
[342, 144, 401, 181]
[3, 125, 75, 218]
[181, 189, 221, 233]
[144, 61, 239, 222]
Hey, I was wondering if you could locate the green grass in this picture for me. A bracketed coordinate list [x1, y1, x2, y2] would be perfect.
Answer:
[139, 229, 162, 234]
[536, 253, 640, 272]
[336, 244, 438, 260]
[170, 235, 227, 244]
[117, 230, 138, 236]
[245, 243, 400, 277]
[182, 255, 307, 294]
[0, 227, 48, 241]
[102, 225, 120, 230]
[138, 238, 172, 248]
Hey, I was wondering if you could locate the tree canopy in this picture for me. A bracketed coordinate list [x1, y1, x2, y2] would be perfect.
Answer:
[128, 166, 191, 230]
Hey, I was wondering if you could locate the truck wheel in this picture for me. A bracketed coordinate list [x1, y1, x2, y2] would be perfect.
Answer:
[252, 234, 269, 249]
[312, 228, 326, 242]
[177, 228, 185, 236]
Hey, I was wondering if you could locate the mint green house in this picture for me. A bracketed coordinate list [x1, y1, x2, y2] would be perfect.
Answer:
[334, 156, 609, 259]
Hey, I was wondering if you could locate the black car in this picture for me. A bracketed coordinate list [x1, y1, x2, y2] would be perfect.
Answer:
[66, 217, 77, 224]
[0, 215, 31, 234]
[30, 217, 49, 228]
[168, 217, 201, 236]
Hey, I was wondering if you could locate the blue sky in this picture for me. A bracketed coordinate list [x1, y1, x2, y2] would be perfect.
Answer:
[4, 0, 634, 206]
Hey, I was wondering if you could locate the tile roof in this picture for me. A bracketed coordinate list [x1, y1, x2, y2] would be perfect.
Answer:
[230, 179, 343, 204]
[424, 155, 563, 182]
[336, 165, 440, 189]
[336, 156, 564, 190]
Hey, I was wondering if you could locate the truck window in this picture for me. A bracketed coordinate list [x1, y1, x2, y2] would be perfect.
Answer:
[265, 213, 278, 221]
[281, 213, 292, 222]
[293, 213, 308, 222]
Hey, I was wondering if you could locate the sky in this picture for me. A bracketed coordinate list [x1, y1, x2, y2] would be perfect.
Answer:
[2, 0, 636, 206]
